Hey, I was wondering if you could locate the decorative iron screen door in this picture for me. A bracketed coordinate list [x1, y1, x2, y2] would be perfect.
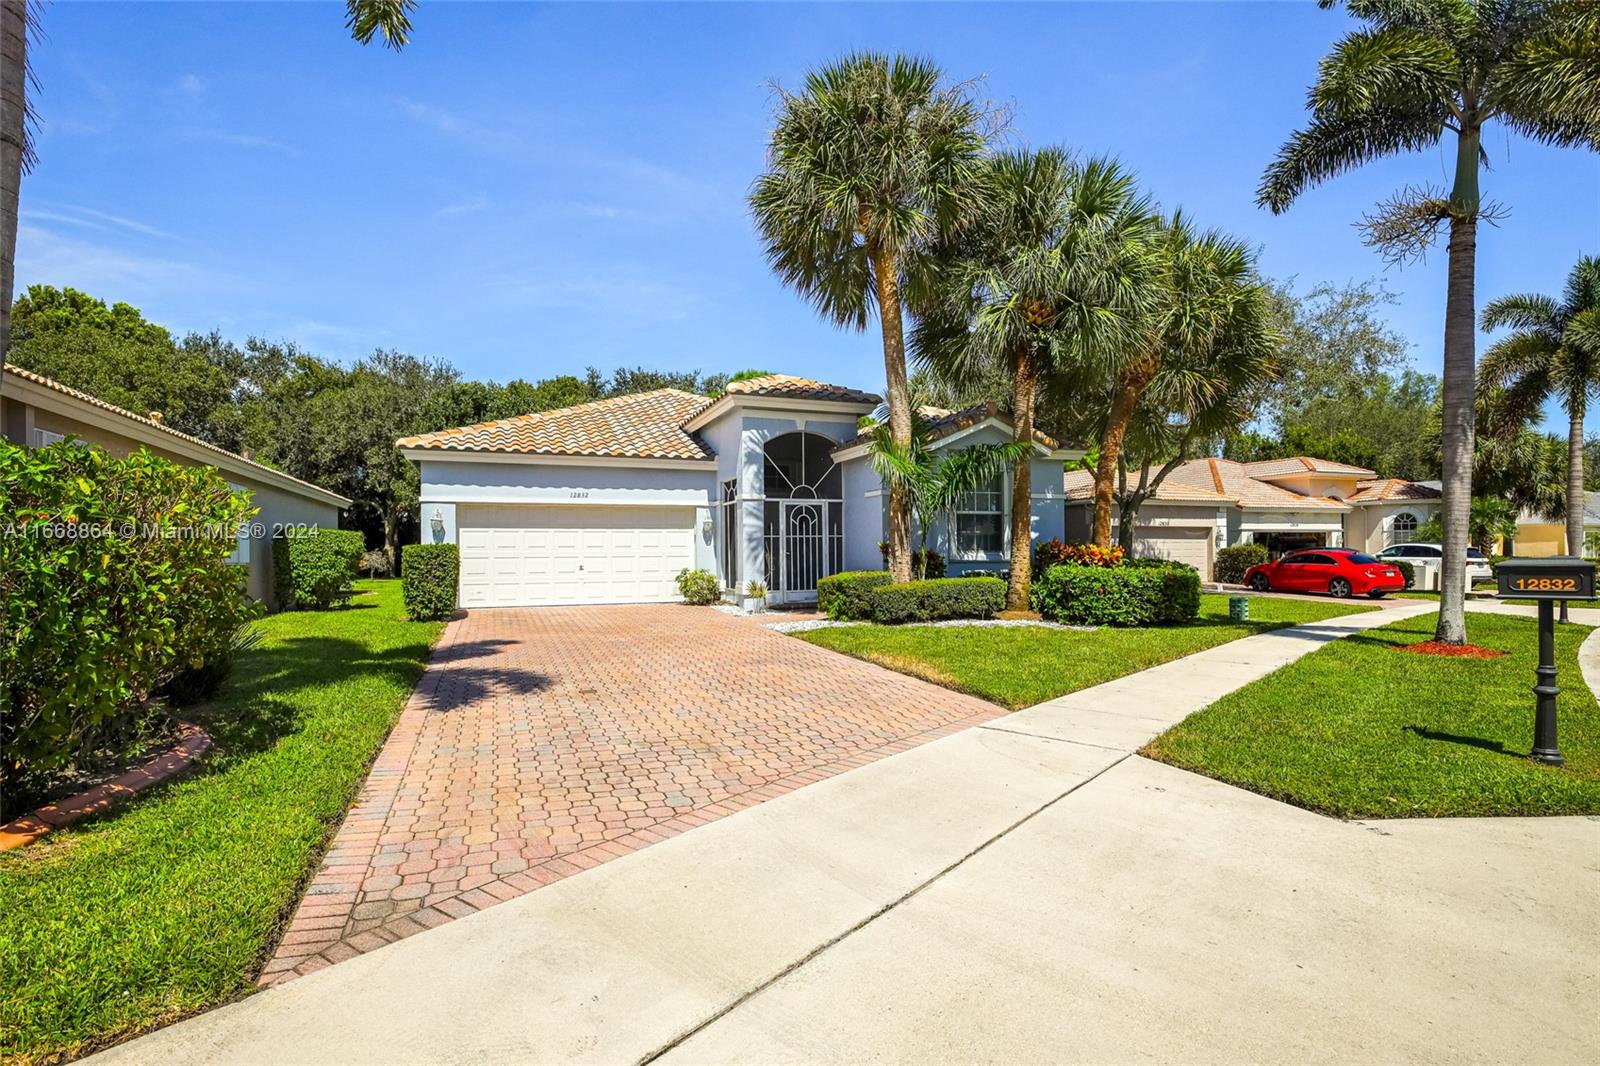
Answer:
[779, 501, 829, 602]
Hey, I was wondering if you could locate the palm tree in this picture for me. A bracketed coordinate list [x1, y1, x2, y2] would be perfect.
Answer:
[1258, 0, 1599, 644]
[1088, 214, 1272, 548]
[0, 0, 416, 400]
[1479, 255, 1600, 559]
[750, 53, 991, 583]
[867, 412, 1031, 579]
[913, 150, 1155, 609]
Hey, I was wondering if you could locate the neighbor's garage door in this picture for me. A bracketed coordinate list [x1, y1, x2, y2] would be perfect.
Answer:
[1134, 525, 1212, 578]
[457, 504, 696, 608]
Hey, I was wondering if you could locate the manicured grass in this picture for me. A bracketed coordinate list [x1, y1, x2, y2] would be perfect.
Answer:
[796, 593, 1374, 711]
[1144, 611, 1600, 818]
[0, 579, 443, 1064]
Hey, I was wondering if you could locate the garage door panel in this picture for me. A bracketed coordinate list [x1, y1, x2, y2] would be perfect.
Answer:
[455, 504, 697, 608]
[1134, 525, 1212, 577]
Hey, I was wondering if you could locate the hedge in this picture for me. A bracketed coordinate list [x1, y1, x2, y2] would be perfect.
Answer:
[864, 577, 1006, 624]
[818, 570, 893, 620]
[0, 440, 258, 802]
[272, 528, 363, 610]
[403, 543, 460, 620]
[1395, 559, 1416, 589]
[1029, 562, 1201, 627]
[1214, 542, 1268, 584]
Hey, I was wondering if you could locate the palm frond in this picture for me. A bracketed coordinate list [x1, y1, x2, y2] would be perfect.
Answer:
[1309, 26, 1458, 119]
[1491, 1, 1600, 151]
[346, 0, 415, 49]
[1481, 292, 1561, 334]
[1258, 105, 1444, 213]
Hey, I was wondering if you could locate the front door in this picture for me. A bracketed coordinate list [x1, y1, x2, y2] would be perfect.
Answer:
[777, 500, 831, 603]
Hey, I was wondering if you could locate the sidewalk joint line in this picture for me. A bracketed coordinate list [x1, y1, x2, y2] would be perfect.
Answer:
[635, 752, 1133, 1065]
[973, 724, 1131, 752]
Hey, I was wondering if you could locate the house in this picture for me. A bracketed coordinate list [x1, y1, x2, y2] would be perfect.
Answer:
[397, 374, 1079, 608]
[1063, 456, 1442, 579]
[1502, 492, 1600, 557]
[2, 364, 351, 606]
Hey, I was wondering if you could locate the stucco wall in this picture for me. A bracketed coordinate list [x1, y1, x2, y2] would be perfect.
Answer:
[1347, 503, 1438, 553]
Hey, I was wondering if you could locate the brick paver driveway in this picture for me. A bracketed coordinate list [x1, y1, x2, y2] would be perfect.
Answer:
[265, 605, 1003, 982]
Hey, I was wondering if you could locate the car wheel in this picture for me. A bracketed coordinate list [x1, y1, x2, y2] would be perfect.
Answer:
[1250, 573, 1270, 591]
[1329, 578, 1353, 598]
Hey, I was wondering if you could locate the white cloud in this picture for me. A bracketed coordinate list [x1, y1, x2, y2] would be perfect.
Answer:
[23, 201, 177, 240]
[437, 194, 489, 217]
[13, 223, 204, 298]
[176, 74, 207, 97]
[170, 127, 302, 156]
[396, 97, 518, 152]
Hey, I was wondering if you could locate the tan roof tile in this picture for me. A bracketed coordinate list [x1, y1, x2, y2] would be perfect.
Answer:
[1062, 467, 1234, 503]
[839, 402, 1065, 452]
[396, 389, 715, 460]
[1242, 455, 1376, 478]
[1167, 458, 1350, 509]
[1347, 478, 1442, 503]
[724, 374, 881, 405]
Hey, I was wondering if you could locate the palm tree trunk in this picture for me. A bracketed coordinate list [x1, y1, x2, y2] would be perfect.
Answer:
[1435, 128, 1480, 645]
[1091, 357, 1155, 546]
[1567, 406, 1585, 559]
[873, 245, 913, 583]
[1006, 347, 1041, 611]
[0, 1, 27, 400]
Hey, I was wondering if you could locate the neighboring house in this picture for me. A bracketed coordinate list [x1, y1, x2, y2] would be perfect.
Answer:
[1063, 456, 1442, 579]
[1502, 492, 1600, 557]
[2, 364, 351, 606]
[397, 374, 1080, 608]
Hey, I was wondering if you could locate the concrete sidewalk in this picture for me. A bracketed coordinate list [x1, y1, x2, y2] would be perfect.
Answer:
[90, 601, 1599, 1066]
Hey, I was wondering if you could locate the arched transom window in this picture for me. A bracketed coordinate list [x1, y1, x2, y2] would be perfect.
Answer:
[762, 432, 842, 500]
[1390, 512, 1418, 545]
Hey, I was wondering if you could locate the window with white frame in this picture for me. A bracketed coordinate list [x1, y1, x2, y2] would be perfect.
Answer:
[954, 475, 1004, 556]
[1390, 511, 1418, 545]
[30, 428, 66, 448]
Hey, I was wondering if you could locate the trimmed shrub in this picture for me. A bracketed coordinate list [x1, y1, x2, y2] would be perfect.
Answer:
[1, 441, 258, 795]
[1036, 539, 1124, 571]
[864, 576, 1006, 624]
[403, 543, 460, 620]
[817, 570, 893, 620]
[1030, 562, 1201, 627]
[675, 567, 721, 605]
[1214, 542, 1268, 584]
[273, 528, 362, 610]
[1395, 559, 1416, 589]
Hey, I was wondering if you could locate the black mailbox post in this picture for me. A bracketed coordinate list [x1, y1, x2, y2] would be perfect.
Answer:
[1496, 557, 1597, 766]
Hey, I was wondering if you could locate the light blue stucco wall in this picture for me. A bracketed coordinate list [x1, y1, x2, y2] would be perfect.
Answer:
[840, 455, 886, 572]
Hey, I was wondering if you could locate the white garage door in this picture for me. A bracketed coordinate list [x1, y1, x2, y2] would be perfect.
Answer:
[457, 504, 696, 608]
[1134, 525, 1212, 578]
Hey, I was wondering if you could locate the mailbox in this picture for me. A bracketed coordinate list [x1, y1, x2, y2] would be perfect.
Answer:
[1495, 556, 1596, 601]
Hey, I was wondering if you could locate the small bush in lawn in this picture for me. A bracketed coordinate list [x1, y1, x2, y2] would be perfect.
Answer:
[361, 548, 392, 578]
[1214, 543, 1268, 584]
[676, 567, 721, 605]
[817, 570, 893, 620]
[1030, 562, 1201, 626]
[1, 441, 258, 798]
[273, 528, 363, 610]
[864, 577, 1006, 624]
[402, 543, 459, 620]
[1035, 540, 1123, 571]
[1395, 559, 1416, 589]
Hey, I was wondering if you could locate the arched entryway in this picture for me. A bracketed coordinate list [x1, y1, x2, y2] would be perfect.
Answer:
[762, 432, 844, 602]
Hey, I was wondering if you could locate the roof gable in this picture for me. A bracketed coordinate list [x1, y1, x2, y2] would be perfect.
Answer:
[395, 388, 716, 460]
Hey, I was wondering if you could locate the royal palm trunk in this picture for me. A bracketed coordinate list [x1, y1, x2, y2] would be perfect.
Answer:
[1006, 348, 1041, 611]
[1435, 127, 1480, 645]
[873, 245, 914, 584]
[1567, 407, 1585, 559]
[0, 0, 26, 397]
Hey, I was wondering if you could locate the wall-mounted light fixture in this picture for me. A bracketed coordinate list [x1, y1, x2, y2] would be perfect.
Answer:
[430, 508, 445, 538]
[702, 514, 714, 536]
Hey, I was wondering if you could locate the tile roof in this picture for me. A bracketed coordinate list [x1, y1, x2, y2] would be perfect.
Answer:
[1170, 458, 1351, 509]
[1242, 456, 1377, 478]
[723, 374, 881, 405]
[396, 389, 716, 460]
[1346, 478, 1443, 503]
[839, 402, 1067, 453]
[1062, 467, 1235, 503]
[4, 363, 350, 505]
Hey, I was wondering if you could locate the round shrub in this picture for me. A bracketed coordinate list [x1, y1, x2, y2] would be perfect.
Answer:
[1394, 559, 1416, 589]
[402, 543, 460, 620]
[676, 567, 721, 606]
[1029, 562, 1201, 627]
[1214, 542, 1269, 584]
[818, 570, 893, 620]
[273, 528, 363, 610]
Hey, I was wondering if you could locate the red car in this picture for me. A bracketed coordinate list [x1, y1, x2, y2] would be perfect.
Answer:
[1244, 549, 1406, 599]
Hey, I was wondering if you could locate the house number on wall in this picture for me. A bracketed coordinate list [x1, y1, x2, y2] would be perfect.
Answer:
[569, 491, 589, 498]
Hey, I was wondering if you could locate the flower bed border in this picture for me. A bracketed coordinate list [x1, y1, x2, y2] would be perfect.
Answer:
[0, 721, 212, 851]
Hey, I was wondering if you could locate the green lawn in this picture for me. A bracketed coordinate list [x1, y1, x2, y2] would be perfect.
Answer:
[797, 594, 1374, 711]
[1144, 611, 1600, 818]
[0, 579, 443, 1064]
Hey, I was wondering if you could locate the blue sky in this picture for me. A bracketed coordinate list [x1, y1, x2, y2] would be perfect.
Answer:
[18, 1, 1600, 431]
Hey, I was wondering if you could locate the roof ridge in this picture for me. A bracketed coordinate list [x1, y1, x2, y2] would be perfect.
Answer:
[1298, 455, 1316, 471]
[402, 388, 713, 444]
[1207, 457, 1226, 495]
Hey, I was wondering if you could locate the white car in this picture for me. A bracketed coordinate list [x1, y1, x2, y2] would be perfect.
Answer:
[1375, 543, 1494, 583]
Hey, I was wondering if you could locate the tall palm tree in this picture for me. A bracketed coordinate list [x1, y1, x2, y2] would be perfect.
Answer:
[1479, 255, 1600, 558]
[1088, 214, 1272, 548]
[0, 0, 416, 400]
[913, 150, 1155, 609]
[867, 412, 1031, 579]
[1258, 0, 1599, 644]
[750, 53, 991, 583]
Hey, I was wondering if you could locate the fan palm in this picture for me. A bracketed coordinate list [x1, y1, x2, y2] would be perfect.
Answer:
[0, 0, 416, 399]
[750, 52, 991, 583]
[1258, 0, 1600, 643]
[1088, 214, 1273, 548]
[867, 412, 1031, 579]
[1479, 255, 1600, 557]
[913, 149, 1155, 609]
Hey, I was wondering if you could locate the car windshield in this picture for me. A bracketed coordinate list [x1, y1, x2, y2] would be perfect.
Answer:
[1467, 549, 1487, 559]
[1346, 552, 1379, 564]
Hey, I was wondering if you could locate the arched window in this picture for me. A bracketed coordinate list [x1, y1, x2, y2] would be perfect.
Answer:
[1390, 512, 1418, 545]
[762, 433, 842, 500]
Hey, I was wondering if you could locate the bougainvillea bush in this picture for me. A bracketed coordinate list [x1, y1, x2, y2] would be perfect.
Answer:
[0, 441, 257, 800]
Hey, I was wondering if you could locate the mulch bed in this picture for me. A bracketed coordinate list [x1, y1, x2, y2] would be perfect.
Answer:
[1396, 640, 1506, 659]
